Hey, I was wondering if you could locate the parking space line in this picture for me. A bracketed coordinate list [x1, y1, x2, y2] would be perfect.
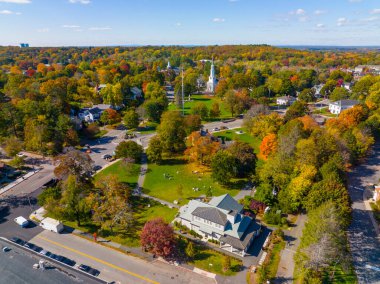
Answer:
[37, 236, 159, 284]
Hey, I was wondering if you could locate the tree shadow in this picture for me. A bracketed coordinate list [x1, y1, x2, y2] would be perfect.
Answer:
[159, 159, 187, 166]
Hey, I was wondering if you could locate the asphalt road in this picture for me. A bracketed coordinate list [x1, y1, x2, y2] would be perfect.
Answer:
[347, 142, 380, 283]
[31, 230, 214, 284]
[0, 238, 101, 284]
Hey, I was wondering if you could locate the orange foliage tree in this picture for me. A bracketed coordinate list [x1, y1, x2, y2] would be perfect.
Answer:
[185, 131, 220, 166]
[259, 133, 278, 160]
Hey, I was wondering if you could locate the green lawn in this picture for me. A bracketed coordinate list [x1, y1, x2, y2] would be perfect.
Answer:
[214, 128, 261, 154]
[143, 158, 241, 205]
[58, 197, 178, 247]
[322, 266, 357, 284]
[313, 107, 337, 118]
[189, 246, 242, 276]
[168, 94, 232, 120]
[94, 160, 140, 188]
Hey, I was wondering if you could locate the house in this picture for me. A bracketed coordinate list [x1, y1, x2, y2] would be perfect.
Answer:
[343, 82, 353, 91]
[78, 104, 111, 123]
[328, 99, 359, 115]
[312, 84, 324, 98]
[131, 87, 143, 100]
[177, 194, 261, 256]
[276, 96, 296, 106]
[165, 85, 175, 102]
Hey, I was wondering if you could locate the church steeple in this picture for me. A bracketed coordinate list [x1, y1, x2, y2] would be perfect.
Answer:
[206, 57, 217, 94]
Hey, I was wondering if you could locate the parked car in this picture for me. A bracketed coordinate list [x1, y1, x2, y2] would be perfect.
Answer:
[78, 264, 100, 276]
[220, 126, 228, 130]
[14, 216, 29, 228]
[212, 127, 220, 131]
[10, 237, 25, 246]
[39, 217, 64, 233]
[59, 256, 76, 267]
[24, 242, 43, 253]
[39, 249, 50, 256]
[102, 154, 112, 160]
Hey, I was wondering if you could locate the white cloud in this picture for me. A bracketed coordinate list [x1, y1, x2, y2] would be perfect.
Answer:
[370, 9, 380, 14]
[348, 0, 362, 2]
[213, 18, 225, 22]
[62, 24, 81, 28]
[295, 8, 305, 15]
[0, 9, 12, 14]
[314, 10, 326, 15]
[37, 28, 50, 33]
[362, 16, 380, 22]
[89, 26, 112, 31]
[337, 17, 349, 26]
[316, 23, 325, 28]
[69, 0, 90, 4]
[0, 0, 30, 3]
[175, 22, 181, 26]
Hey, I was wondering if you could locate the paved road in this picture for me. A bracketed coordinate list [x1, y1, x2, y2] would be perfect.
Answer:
[347, 142, 380, 284]
[0, 238, 101, 284]
[31, 230, 214, 284]
[274, 214, 307, 284]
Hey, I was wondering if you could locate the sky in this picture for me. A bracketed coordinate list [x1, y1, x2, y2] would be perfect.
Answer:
[0, 0, 380, 47]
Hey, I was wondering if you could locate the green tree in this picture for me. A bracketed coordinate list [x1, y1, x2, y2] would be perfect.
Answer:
[191, 102, 209, 120]
[146, 136, 163, 164]
[3, 136, 23, 157]
[225, 90, 243, 117]
[157, 111, 186, 153]
[184, 114, 202, 134]
[123, 109, 139, 129]
[284, 101, 308, 122]
[222, 255, 231, 272]
[9, 156, 25, 169]
[209, 102, 221, 119]
[211, 150, 238, 185]
[115, 141, 143, 162]
[298, 88, 316, 103]
[185, 241, 196, 259]
[329, 87, 349, 102]
[227, 141, 257, 178]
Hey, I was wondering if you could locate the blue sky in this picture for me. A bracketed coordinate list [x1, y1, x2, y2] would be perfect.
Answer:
[0, 0, 379, 46]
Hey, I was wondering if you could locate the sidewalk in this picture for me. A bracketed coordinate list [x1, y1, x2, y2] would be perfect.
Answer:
[363, 188, 380, 236]
[0, 168, 42, 195]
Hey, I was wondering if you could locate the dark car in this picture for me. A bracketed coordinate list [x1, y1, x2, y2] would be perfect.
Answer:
[10, 237, 25, 246]
[59, 256, 76, 267]
[79, 264, 100, 277]
[24, 242, 43, 253]
[48, 253, 60, 261]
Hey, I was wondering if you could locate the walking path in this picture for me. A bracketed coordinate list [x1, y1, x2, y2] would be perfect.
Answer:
[274, 214, 307, 284]
[0, 168, 42, 195]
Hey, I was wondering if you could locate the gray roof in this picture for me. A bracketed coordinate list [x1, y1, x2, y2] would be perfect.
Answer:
[220, 220, 261, 250]
[330, 99, 359, 107]
[209, 194, 243, 213]
[192, 207, 227, 226]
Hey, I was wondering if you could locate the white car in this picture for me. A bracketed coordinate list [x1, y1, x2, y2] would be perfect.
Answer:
[14, 216, 29, 228]
[16, 152, 26, 158]
[212, 127, 220, 132]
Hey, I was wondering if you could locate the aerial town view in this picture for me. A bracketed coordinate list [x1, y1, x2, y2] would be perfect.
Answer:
[0, 0, 380, 284]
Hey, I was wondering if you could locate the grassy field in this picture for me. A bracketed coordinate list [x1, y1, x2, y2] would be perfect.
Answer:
[94, 160, 140, 188]
[59, 197, 178, 247]
[168, 94, 232, 120]
[214, 128, 261, 154]
[189, 246, 242, 276]
[143, 158, 241, 205]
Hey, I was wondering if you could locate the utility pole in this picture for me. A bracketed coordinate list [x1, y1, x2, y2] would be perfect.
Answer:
[181, 67, 185, 115]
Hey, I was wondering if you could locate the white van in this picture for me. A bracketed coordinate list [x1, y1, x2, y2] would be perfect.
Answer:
[14, 216, 29, 228]
[39, 217, 64, 233]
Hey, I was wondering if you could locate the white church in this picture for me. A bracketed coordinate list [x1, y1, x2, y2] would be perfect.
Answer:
[206, 59, 218, 94]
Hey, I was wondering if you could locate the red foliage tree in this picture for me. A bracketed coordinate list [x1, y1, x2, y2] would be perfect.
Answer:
[140, 218, 177, 259]
[249, 199, 266, 214]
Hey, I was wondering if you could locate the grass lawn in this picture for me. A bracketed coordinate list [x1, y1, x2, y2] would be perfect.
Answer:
[322, 266, 357, 284]
[168, 94, 232, 120]
[189, 246, 242, 276]
[214, 128, 261, 154]
[143, 157, 241, 205]
[94, 160, 140, 188]
[313, 107, 337, 118]
[57, 197, 178, 247]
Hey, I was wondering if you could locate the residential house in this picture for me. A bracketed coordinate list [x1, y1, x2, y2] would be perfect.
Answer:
[78, 104, 111, 123]
[131, 87, 143, 100]
[165, 85, 175, 102]
[177, 194, 261, 256]
[276, 96, 296, 106]
[328, 99, 359, 115]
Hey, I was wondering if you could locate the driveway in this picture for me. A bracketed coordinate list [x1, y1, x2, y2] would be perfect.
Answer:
[30, 230, 214, 284]
[347, 142, 380, 283]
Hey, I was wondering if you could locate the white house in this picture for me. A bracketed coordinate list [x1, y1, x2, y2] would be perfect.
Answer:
[276, 96, 297, 106]
[177, 194, 261, 257]
[78, 104, 111, 123]
[328, 99, 359, 115]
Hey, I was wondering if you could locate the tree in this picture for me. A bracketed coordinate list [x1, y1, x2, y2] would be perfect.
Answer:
[146, 135, 163, 164]
[191, 102, 209, 120]
[227, 141, 257, 177]
[60, 174, 89, 226]
[185, 241, 195, 259]
[143, 99, 167, 122]
[247, 113, 283, 139]
[157, 111, 186, 153]
[2, 136, 23, 157]
[259, 133, 278, 160]
[54, 150, 94, 183]
[90, 175, 133, 232]
[100, 108, 121, 125]
[185, 131, 220, 166]
[211, 150, 238, 184]
[115, 141, 143, 162]
[329, 87, 349, 102]
[83, 123, 100, 139]
[123, 109, 139, 129]
[184, 115, 202, 134]
[209, 102, 221, 119]
[140, 218, 177, 258]
[284, 101, 308, 122]
[9, 156, 25, 169]
[222, 255, 231, 272]
[298, 88, 316, 103]
[225, 90, 244, 117]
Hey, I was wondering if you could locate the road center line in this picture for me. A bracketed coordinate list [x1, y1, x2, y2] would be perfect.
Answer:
[37, 235, 159, 284]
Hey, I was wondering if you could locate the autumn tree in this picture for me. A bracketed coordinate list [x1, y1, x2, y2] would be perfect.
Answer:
[54, 150, 94, 183]
[157, 111, 186, 153]
[191, 102, 209, 120]
[185, 131, 220, 165]
[260, 133, 278, 160]
[146, 136, 163, 164]
[184, 114, 202, 134]
[123, 109, 139, 129]
[100, 108, 121, 125]
[140, 218, 177, 258]
[227, 141, 257, 178]
[209, 102, 221, 119]
[2, 136, 23, 157]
